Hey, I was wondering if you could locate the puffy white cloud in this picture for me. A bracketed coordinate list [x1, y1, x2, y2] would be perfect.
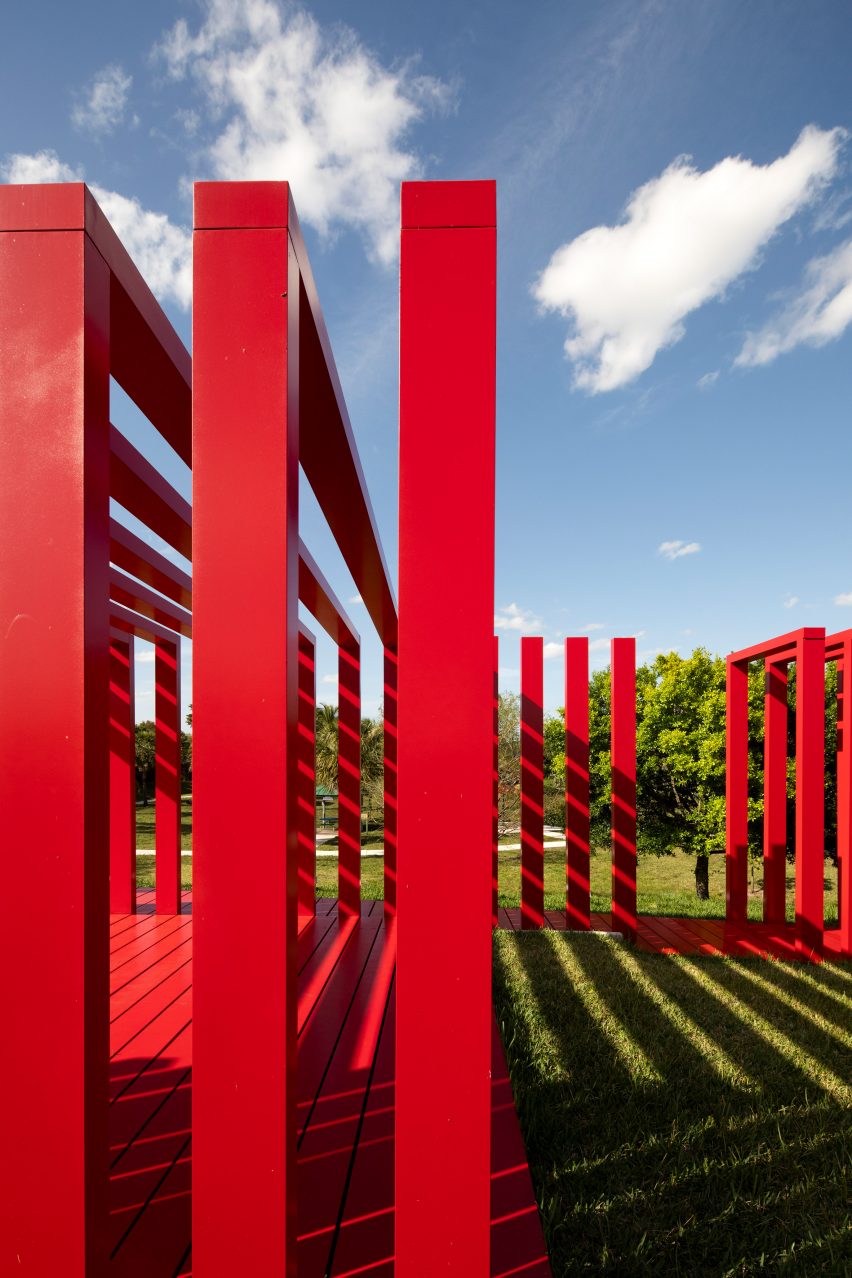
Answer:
[72, 64, 132, 135]
[736, 237, 852, 368]
[658, 540, 701, 561]
[834, 592, 852, 606]
[783, 594, 800, 609]
[0, 150, 191, 310]
[157, 0, 448, 264]
[348, 594, 364, 606]
[494, 603, 541, 633]
[542, 641, 563, 660]
[533, 126, 846, 392]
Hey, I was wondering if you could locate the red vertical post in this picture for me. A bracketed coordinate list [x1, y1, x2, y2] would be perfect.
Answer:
[763, 660, 788, 924]
[566, 636, 591, 930]
[338, 640, 361, 915]
[110, 635, 137, 915]
[298, 626, 317, 919]
[492, 635, 499, 927]
[795, 633, 825, 959]
[0, 195, 110, 1275]
[383, 644, 398, 916]
[397, 179, 496, 1277]
[837, 644, 852, 959]
[193, 182, 300, 1274]
[611, 637, 637, 941]
[521, 635, 545, 927]
[155, 637, 182, 914]
[726, 656, 749, 926]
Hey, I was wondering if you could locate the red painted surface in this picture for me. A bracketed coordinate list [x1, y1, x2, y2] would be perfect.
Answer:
[728, 630, 827, 962]
[763, 661, 788, 924]
[611, 638, 637, 942]
[725, 656, 749, 925]
[397, 180, 496, 1276]
[192, 184, 300, 1274]
[106, 895, 549, 1277]
[521, 636, 545, 928]
[565, 637, 591, 930]
[110, 636, 137, 915]
[795, 633, 825, 959]
[298, 625, 317, 919]
[110, 517, 192, 609]
[384, 644, 399, 916]
[0, 217, 111, 1275]
[110, 423, 192, 560]
[338, 642, 362, 917]
[828, 631, 852, 958]
[156, 638, 183, 915]
[493, 635, 500, 927]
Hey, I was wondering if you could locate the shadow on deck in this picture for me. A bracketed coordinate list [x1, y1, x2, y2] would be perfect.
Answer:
[109, 893, 551, 1276]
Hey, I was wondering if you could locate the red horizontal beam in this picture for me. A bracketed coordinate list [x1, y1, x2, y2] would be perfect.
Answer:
[109, 566, 192, 638]
[0, 183, 191, 466]
[298, 539, 359, 651]
[110, 518, 192, 610]
[110, 425, 192, 561]
[110, 602, 188, 647]
[729, 627, 824, 666]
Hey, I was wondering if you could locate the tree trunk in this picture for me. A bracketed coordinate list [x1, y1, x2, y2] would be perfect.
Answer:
[695, 853, 709, 899]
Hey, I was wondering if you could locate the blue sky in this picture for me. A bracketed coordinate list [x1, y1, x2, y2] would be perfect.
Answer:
[3, 0, 852, 718]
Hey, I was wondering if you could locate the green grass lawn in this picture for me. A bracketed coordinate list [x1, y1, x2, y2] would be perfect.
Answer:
[494, 930, 852, 1275]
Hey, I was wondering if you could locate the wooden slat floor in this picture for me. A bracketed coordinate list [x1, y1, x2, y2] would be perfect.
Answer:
[109, 892, 551, 1277]
[498, 906, 846, 961]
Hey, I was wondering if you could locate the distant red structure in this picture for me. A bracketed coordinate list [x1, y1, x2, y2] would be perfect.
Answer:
[1, 175, 848, 1278]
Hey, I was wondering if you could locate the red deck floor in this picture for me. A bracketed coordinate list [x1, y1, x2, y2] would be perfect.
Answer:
[109, 893, 551, 1277]
[498, 907, 846, 960]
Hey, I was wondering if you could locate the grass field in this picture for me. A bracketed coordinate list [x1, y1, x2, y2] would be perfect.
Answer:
[494, 930, 852, 1275]
[133, 813, 840, 923]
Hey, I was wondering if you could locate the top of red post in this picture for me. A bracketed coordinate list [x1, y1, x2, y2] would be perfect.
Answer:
[194, 181, 296, 230]
[401, 180, 496, 229]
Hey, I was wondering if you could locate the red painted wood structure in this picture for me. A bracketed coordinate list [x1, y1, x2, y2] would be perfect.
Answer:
[0, 177, 550, 1276]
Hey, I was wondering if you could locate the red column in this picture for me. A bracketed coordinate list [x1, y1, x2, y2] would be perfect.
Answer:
[521, 636, 545, 927]
[837, 644, 852, 959]
[397, 179, 496, 1277]
[795, 633, 825, 959]
[763, 660, 788, 924]
[155, 637, 182, 914]
[110, 635, 137, 914]
[298, 626, 317, 919]
[193, 182, 300, 1274]
[611, 638, 637, 941]
[726, 657, 749, 926]
[0, 203, 110, 1275]
[338, 640, 362, 916]
[492, 635, 499, 927]
[566, 636, 591, 929]
[383, 644, 398, 916]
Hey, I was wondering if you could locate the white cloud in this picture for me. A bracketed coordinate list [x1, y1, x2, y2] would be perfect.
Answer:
[72, 64, 132, 135]
[658, 540, 701, 561]
[543, 641, 563, 660]
[835, 592, 852, 606]
[494, 603, 541, 633]
[320, 673, 337, 684]
[157, 0, 448, 264]
[0, 150, 192, 309]
[697, 370, 719, 390]
[533, 125, 846, 392]
[736, 237, 852, 368]
[348, 594, 364, 606]
[783, 594, 800, 609]
[589, 637, 611, 652]
[135, 651, 156, 664]
[579, 622, 605, 632]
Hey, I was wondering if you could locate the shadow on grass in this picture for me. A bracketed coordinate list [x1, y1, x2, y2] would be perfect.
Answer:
[494, 932, 852, 1276]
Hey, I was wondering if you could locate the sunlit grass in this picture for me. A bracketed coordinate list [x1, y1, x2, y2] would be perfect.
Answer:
[494, 931, 852, 1275]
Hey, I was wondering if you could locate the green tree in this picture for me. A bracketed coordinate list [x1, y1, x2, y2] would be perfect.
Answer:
[135, 720, 156, 806]
[497, 692, 521, 835]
